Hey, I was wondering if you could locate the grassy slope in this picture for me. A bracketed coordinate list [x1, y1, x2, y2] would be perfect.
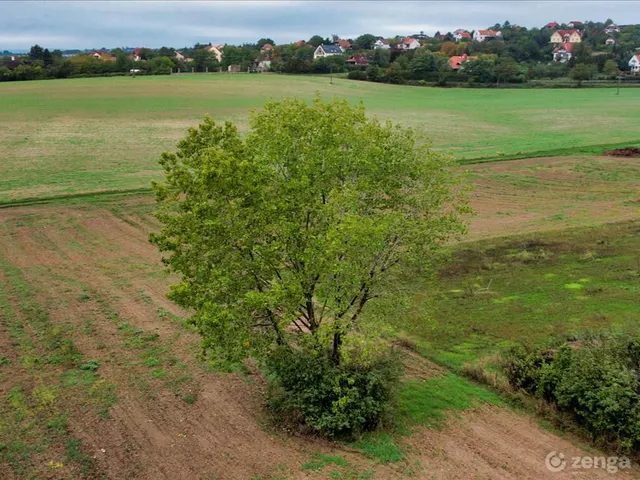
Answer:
[386, 221, 640, 371]
[2, 74, 640, 202]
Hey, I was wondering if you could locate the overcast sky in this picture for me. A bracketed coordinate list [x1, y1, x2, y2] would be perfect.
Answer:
[1, 1, 639, 51]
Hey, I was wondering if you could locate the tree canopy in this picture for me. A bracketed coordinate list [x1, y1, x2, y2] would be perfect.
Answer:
[151, 97, 468, 366]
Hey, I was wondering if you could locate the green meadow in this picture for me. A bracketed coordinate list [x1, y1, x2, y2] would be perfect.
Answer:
[389, 221, 640, 372]
[1, 74, 640, 202]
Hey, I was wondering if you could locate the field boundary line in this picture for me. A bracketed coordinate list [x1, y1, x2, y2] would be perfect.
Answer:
[458, 139, 640, 165]
[0, 187, 152, 209]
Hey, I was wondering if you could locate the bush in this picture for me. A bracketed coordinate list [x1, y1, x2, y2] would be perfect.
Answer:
[347, 70, 367, 81]
[502, 344, 545, 394]
[266, 346, 402, 438]
[502, 334, 640, 452]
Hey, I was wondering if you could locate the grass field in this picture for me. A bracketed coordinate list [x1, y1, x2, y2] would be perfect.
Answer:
[2, 74, 640, 202]
[1, 75, 639, 478]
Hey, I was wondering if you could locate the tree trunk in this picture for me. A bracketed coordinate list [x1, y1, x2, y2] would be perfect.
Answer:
[331, 332, 342, 365]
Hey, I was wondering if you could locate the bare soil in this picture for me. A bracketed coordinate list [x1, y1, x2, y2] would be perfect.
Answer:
[605, 147, 640, 157]
[406, 406, 637, 479]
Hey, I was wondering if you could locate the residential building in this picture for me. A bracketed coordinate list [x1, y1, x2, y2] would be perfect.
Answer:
[256, 59, 272, 72]
[629, 54, 640, 73]
[130, 48, 144, 62]
[567, 21, 584, 29]
[606, 38, 618, 45]
[205, 45, 224, 62]
[336, 39, 352, 50]
[345, 54, 369, 66]
[550, 29, 582, 44]
[91, 50, 115, 62]
[454, 30, 472, 41]
[544, 21, 560, 30]
[313, 44, 343, 59]
[373, 38, 391, 49]
[473, 29, 502, 42]
[605, 23, 620, 35]
[294, 40, 306, 47]
[260, 43, 274, 52]
[552, 42, 573, 63]
[175, 51, 185, 61]
[402, 38, 421, 50]
[449, 53, 477, 70]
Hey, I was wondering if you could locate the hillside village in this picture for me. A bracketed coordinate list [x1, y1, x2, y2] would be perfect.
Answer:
[2, 19, 640, 84]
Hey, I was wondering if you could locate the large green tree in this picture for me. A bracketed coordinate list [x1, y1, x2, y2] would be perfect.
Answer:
[353, 34, 377, 50]
[151, 98, 468, 366]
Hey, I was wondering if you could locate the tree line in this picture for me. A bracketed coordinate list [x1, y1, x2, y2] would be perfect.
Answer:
[2, 19, 639, 84]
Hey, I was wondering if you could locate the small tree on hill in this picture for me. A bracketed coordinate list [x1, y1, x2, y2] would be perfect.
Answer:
[151, 97, 468, 436]
[570, 63, 593, 87]
[603, 59, 620, 79]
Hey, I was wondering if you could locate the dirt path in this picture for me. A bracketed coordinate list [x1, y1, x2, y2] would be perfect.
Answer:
[405, 406, 639, 479]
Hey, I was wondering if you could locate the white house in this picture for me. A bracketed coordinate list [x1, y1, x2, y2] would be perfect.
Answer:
[629, 54, 640, 73]
[454, 30, 472, 41]
[473, 29, 502, 42]
[373, 38, 391, 50]
[552, 43, 573, 63]
[256, 59, 272, 72]
[605, 23, 620, 35]
[402, 38, 421, 50]
[313, 44, 343, 59]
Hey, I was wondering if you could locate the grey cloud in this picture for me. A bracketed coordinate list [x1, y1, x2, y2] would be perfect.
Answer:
[0, 1, 639, 51]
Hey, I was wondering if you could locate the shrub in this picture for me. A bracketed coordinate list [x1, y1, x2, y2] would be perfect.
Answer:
[347, 70, 367, 81]
[502, 334, 640, 452]
[502, 344, 545, 394]
[266, 346, 402, 438]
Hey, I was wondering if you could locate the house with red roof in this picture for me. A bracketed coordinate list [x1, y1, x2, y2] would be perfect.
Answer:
[449, 53, 477, 70]
[550, 29, 582, 44]
[260, 43, 274, 52]
[544, 21, 560, 30]
[346, 54, 369, 66]
[454, 31, 472, 41]
[130, 48, 145, 61]
[294, 40, 306, 47]
[402, 37, 421, 50]
[336, 39, 352, 50]
[552, 42, 573, 63]
[629, 54, 640, 73]
[473, 29, 502, 42]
